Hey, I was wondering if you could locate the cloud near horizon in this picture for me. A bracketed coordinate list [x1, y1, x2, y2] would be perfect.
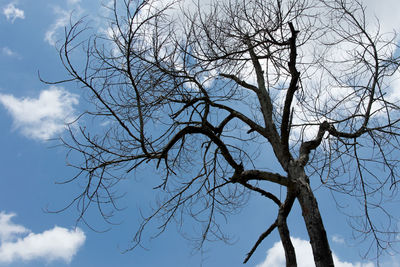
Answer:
[256, 237, 374, 267]
[0, 86, 79, 141]
[0, 212, 86, 264]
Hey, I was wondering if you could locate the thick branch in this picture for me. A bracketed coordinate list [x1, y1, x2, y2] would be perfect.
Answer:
[327, 124, 366, 139]
[232, 169, 289, 187]
[245, 39, 290, 169]
[216, 113, 235, 134]
[246, 39, 274, 125]
[299, 121, 330, 166]
[281, 22, 300, 156]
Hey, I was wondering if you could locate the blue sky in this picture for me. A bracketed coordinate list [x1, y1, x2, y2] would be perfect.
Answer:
[0, 0, 400, 266]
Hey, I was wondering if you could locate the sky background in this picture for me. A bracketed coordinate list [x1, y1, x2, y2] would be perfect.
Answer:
[0, 0, 400, 266]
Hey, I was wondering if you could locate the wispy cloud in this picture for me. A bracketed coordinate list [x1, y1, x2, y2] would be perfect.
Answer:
[0, 86, 79, 141]
[67, 0, 81, 4]
[256, 237, 374, 267]
[2, 3, 25, 23]
[44, 5, 83, 46]
[0, 212, 85, 264]
[332, 234, 345, 244]
[44, 6, 70, 46]
[1, 46, 20, 59]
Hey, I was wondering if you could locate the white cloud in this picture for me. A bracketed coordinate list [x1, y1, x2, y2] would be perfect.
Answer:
[0, 227, 86, 264]
[3, 3, 25, 23]
[0, 212, 85, 264]
[0, 212, 29, 243]
[0, 86, 79, 141]
[256, 237, 375, 267]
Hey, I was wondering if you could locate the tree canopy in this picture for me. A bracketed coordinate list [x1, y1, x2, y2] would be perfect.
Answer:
[49, 0, 400, 265]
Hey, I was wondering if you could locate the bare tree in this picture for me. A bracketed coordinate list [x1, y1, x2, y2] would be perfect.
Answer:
[47, 0, 400, 266]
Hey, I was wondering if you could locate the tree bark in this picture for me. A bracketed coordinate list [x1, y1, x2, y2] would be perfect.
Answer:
[291, 165, 334, 267]
[277, 192, 297, 267]
[278, 221, 297, 267]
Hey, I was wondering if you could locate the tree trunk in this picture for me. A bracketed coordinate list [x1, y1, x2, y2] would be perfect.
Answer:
[291, 165, 334, 267]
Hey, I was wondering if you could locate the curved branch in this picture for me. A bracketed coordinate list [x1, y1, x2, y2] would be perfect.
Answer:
[208, 101, 266, 137]
[241, 182, 281, 206]
[159, 125, 242, 171]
